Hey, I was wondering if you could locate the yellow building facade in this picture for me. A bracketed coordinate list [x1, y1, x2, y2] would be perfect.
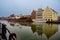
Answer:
[43, 7, 58, 21]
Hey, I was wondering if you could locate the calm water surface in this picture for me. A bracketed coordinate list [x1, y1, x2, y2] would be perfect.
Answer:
[0, 20, 60, 40]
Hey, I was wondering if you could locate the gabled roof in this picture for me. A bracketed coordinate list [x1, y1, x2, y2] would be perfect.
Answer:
[50, 8, 57, 13]
[46, 6, 57, 13]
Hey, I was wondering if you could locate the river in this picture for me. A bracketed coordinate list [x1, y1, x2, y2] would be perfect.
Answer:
[0, 20, 60, 40]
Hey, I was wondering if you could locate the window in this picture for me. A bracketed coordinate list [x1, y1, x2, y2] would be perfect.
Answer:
[46, 19, 47, 21]
[37, 16, 42, 19]
[48, 19, 50, 21]
[51, 19, 52, 21]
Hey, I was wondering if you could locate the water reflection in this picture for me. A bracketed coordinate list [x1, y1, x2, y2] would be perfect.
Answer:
[43, 23, 58, 39]
[0, 20, 60, 40]
[9, 22, 59, 40]
[31, 23, 58, 39]
[9, 22, 22, 28]
[31, 23, 43, 35]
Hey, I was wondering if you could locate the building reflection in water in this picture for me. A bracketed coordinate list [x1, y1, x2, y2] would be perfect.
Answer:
[31, 23, 43, 35]
[8, 22, 58, 40]
[31, 23, 58, 39]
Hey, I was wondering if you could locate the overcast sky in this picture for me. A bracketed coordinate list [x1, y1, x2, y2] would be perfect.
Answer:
[0, 0, 60, 17]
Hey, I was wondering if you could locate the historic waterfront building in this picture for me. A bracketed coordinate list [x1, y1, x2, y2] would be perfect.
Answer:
[31, 10, 36, 19]
[31, 8, 45, 22]
[43, 7, 58, 21]
[36, 8, 44, 21]
[8, 14, 20, 19]
[31, 6, 58, 22]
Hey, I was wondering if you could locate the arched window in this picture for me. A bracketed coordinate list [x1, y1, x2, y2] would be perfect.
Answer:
[51, 19, 52, 21]
[46, 19, 47, 21]
[48, 19, 50, 21]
